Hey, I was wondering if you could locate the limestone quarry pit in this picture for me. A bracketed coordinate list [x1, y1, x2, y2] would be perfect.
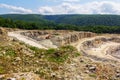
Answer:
[8, 30, 120, 62]
[78, 36, 120, 62]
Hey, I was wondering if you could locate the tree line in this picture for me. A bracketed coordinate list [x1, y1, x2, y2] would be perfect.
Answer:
[0, 17, 120, 33]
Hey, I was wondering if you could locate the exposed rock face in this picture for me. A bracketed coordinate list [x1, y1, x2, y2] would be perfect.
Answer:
[81, 36, 120, 61]
[107, 46, 120, 59]
[82, 37, 120, 49]
[52, 32, 96, 46]
[20, 30, 96, 47]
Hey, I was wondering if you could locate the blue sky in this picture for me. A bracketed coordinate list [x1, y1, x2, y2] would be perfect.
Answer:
[0, 0, 120, 14]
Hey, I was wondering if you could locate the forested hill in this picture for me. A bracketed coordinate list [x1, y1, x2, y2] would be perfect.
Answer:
[1, 14, 120, 26]
[44, 15, 120, 26]
[0, 14, 43, 21]
[0, 14, 120, 33]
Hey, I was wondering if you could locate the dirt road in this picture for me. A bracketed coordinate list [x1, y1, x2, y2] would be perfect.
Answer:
[8, 31, 47, 49]
[73, 36, 120, 62]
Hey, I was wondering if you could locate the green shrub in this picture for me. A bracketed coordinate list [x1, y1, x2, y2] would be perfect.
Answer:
[5, 49, 16, 57]
[46, 48, 56, 55]
[29, 46, 39, 52]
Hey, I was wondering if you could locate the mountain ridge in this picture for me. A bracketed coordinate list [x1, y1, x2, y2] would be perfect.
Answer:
[1, 14, 120, 26]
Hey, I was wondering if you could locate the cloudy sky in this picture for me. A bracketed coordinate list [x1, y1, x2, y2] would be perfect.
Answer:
[0, 0, 120, 15]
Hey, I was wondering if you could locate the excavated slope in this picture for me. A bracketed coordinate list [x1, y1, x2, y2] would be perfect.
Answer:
[8, 30, 96, 49]
[76, 36, 120, 62]
[8, 30, 120, 62]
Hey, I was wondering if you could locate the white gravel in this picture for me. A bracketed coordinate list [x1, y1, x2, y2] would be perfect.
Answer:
[8, 31, 47, 49]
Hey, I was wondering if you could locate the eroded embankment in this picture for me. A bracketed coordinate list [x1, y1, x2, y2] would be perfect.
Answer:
[8, 30, 120, 62]
[8, 30, 96, 49]
[79, 36, 120, 62]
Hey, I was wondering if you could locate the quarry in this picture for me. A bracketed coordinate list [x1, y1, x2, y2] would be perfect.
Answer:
[8, 30, 120, 62]
[0, 27, 120, 80]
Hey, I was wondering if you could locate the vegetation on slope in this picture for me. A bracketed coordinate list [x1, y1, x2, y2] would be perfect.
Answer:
[0, 38, 80, 79]
[0, 17, 119, 33]
[2, 14, 120, 26]
[0, 33, 119, 80]
[44, 15, 120, 26]
[29, 45, 80, 63]
[0, 14, 120, 33]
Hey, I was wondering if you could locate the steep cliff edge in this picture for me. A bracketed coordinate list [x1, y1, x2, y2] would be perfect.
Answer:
[18, 30, 96, 48]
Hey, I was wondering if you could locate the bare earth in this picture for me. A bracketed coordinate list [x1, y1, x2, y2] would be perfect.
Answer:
[8, 31, 120, 62]
[3, 30, 120, 80]
[73, 36, 120, 62]
[8, 31, 47, 49]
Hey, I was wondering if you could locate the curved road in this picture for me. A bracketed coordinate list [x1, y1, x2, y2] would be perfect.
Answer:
[73, 36, 120, 62]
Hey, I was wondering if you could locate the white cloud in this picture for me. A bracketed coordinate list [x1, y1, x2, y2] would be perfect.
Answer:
[0, 3, 33, 14]
[38, 6, 54, 14]
[38, 1, 120, 15]
[63, 0, 80, 2]
[99, 1, 120, 14]
[1, 1, 119, 15]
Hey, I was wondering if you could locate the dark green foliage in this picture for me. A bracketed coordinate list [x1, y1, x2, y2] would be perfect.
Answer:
[44, 14, 120, 26]
[2, 14, 120, 26]
[0, 14, 120, 33]
[1, 14, 44, 22]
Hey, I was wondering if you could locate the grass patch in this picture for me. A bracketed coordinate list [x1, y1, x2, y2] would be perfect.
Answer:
[74, 52, 81, 57]
[89, 73, 97, 78]
[46, 45, 80, 63]
[0, 46, 16, 57]
[47, 52, 69, 63]
[5, 49, 16, 57]
[29, 46, 46, 58]
[46, 48, 56, 55]
[29, 46, 39, 52]
[0, 66, 5, 74]
[46, 48, 68, 63]
[59, 45, 76, 52]
[29, 45, 80, 63]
